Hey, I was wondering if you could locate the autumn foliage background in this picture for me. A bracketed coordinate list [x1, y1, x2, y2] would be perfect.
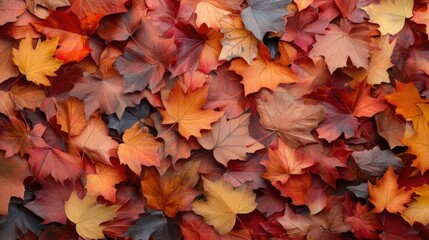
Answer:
[1, 0, 429, 239]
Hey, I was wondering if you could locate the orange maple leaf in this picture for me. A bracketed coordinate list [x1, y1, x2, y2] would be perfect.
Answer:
[118, 122, 162, 175]
[229, 43, 296, 95]
[262, 138, 315, 184]
[86, 163, 127, 202]
[0, 116, 47, 157]
[141, 160, 200, 217]
[158, 84, 224, 139]
[385, 82, 429, 120]
[368, 166, 412, 214]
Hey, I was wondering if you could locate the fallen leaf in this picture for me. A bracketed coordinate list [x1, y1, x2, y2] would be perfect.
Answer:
[385, 82, 429, 120]
[367, 35, 396, 85]
[0, 34, 19, 83]
[32, 11, 91, 63]
[118, 122, 162, 175]
[368, 166, 412, 214]
[141, 160, 200, 217]
[240, 0, 290, 40]
[12, 33, 63, 86]
[257, 92, 325, 147]
[197, 113, 264, 166]
[86, 162, 127, 202]
[402, 184, 429, 225]
[230, 44, 296, 95]
[55, 97, 87, 137]
[70, 113, 118, 165]
[158, 83, 224, 139]
[352, 146, 403, 177]
[25, 179, 73, 224]
[218, 15, 258, 64]
[192, 177, 257, 234]
[0, 117, 47, 157]
[64, 191, 120, 239]
[310, 20, 373, 73]
[262, 137, 315, 184]
[361, 0, 413, 35]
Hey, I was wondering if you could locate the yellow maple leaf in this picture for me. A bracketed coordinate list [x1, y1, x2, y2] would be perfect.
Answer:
[118, 122, 162, 175]
[368, 166, 413, 214]
[361, 0, 413, 35]
[65, 191, 120, 239]
[402, 184, 429, 225]
[219, 15, 258, 64]
[192, 177, 257, 235]
[195, 2, 230, 29]
[158, 84, 224, 139]
[12, 33, 63, 86]
[402, 104, 429, 173]
[367, 36, 396, 85]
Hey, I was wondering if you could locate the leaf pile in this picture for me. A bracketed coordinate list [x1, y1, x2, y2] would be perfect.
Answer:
[1, 0, 429, 239]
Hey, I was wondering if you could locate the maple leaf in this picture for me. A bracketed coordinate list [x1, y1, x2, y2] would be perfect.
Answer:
[171, 23, 223, 76]
[194, 2, 229, 30]
[361, 0, 413, 35]
[240, 0, 290, 41]
[282, 7, 330, 51]
[379, 213, 421, 240]
[402, 184, 429, 225]
[310, 20, 372, 73]
[69, 72, 142, 119]
[25, 179, 73, 224]
[276, 205, 312, 237]
[97, 0, 146, 42]
[32, 11, 91, 63]
[0, 37, 19, 83]
[297, 141, 350, 187]
[55, 97, 86, 137]
[114, 18, 176, 93]
[158, 84, 224, 140]
[0, 153, 31, 215]
[344, 196, 383, 239]
[107, 101, 150, 134]
[262, 138, 315, 184]
[366, 35, 396, 85]
[191, 177, 257, 235]
[218, 15, 258, 64]
[315, 83, 386, 142]
[352, 146, 403, 177]
[25, 0, 70, 19]
[0, 117, 47, 157]
[230, 44, 296, 95]
[197, 113, 264, 166]
[257, 92, 325, 147]
[69, 0, 127, 33]
[0, 90, 14, 116]
[368, 166, 412, 214]
[28, 147, 83, 183]
[141, 161, 200, 217]
[12, 33, 63, 86]
[9, 81, 46, 111]
[125, 211, 181, 240]
[205, 63, 247, 119]
[118, 122, 162, 175]
[86, 162, 127, 203]
[65, 191, 120, 239]
[151, 112, 200, 163]
[70, 113, 118, 165]
[385, 82, 429, 120]
[402, 104, 429, 173]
